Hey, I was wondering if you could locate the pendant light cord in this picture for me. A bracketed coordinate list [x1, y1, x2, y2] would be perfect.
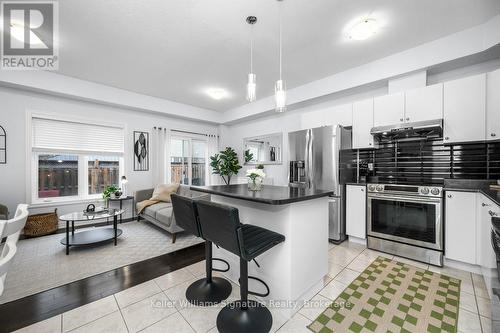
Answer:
[279, 0, 283, 80]
[250, 24, 254, 73]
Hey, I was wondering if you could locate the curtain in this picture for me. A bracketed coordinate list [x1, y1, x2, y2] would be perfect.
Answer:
[152, 127, 168, 185]
[206, 133, 220, 185]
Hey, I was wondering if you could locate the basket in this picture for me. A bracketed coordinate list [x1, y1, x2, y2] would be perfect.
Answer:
[24, 208, 58, 237]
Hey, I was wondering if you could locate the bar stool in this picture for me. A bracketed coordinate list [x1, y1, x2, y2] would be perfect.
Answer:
[196, 200, 285, 333]
[170, 194, 232, 305]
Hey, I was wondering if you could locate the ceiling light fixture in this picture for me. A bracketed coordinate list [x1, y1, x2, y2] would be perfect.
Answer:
[347, 18, 379, 41]
[206, 88, 229, 100]
[246, 16, 257, 102]
[275, 0, 286, 113]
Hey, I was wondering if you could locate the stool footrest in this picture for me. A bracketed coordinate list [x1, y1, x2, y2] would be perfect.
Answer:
[239, 275, 270, 298]
[212, 257, 230, 272]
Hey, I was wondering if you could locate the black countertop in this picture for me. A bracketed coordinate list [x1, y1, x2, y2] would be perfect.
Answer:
[191, 184, 334, 205]
[443, 179, 500, 206]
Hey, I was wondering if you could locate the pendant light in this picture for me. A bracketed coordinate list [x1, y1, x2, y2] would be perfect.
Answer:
[275, 0, 286, 112]
[246, 16, 257, 102]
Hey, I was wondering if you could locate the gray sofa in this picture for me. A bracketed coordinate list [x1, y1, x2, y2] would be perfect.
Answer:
[135, 185, 210, 243]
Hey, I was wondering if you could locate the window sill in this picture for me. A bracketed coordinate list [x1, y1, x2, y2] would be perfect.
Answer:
[29, 197, 105, 209]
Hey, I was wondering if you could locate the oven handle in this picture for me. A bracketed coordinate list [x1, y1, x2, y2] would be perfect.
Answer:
[367, 193, 442, 204]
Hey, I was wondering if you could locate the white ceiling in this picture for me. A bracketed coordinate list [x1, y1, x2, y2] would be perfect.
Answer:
[57, 0, 500, 112]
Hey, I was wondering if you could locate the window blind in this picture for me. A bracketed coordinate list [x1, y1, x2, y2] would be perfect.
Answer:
[32, 117, 124, 154]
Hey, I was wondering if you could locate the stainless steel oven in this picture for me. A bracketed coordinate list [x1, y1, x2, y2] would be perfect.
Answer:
[367, 183, 444, 266]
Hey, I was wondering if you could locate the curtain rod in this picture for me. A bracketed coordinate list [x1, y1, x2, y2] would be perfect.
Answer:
[152, 127, 218, 137]
[171, 129, 218, 137]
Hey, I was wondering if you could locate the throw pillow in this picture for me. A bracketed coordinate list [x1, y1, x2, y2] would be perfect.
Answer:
[150, 183, 179, 202]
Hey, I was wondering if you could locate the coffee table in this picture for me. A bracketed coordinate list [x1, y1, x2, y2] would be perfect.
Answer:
[59, 209, 124, 255]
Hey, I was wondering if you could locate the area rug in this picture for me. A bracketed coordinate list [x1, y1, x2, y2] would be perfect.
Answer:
[308, 256, 461, 333]
[0, 221, 203, 304]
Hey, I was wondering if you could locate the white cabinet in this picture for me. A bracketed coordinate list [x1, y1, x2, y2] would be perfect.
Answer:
[476, 195, 499, 268]
[445, 191, 477, 264]
[487, 68, 500, 141]
[443, 74, 486, 144]
[374, 93, 405, 126]
[405, 83, 443, 123]
[346, 185, 366, 239]
[352, 99, 375, 149]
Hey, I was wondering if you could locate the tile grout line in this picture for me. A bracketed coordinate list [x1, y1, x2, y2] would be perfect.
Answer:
[471, 273, 485, 333]
[176, 305, 205, 333]
[114, 295, 131, 333]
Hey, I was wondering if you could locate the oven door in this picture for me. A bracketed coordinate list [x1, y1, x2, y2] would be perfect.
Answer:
[367, 193, 442, 251]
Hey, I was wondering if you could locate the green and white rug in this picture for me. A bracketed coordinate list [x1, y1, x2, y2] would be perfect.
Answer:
[308, 257, 461, 333]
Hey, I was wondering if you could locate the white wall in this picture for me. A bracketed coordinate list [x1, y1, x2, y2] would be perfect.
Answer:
[0, 86, 217, 224]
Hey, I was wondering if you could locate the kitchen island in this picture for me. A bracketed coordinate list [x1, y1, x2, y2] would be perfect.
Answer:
[191, 184, 333, 319]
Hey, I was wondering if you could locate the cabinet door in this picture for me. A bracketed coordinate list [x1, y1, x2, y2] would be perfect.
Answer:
[405, 83, 443, 123]
[352, 99, 374, 149]
[443, 74, 486, 144]
[374, 93, 405, 126]
[477, 195, 499, 268]
[445, 191, 477, 264]
[487, 69, 500, 141]
[346, 185, 366, 239]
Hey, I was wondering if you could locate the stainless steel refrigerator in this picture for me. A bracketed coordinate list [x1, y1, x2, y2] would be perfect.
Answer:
[288, 125, 352, 243]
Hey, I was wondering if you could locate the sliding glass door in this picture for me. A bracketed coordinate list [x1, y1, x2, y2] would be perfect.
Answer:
[170, 137, 207, 186]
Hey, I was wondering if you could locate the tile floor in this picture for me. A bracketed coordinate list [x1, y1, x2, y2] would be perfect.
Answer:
[13, 241, 493, 333]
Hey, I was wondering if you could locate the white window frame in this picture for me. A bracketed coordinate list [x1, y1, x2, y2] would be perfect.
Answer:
[170, 135, 208, 186]
[27, 111, 126, 205]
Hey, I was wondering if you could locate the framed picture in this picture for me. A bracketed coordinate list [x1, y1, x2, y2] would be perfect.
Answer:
[0, 125, 6, 164]
[133, 131, 149, 171]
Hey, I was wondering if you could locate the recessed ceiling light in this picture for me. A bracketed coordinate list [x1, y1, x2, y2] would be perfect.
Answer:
[206, 88, 229, 100]
[347, 18, 379, 41]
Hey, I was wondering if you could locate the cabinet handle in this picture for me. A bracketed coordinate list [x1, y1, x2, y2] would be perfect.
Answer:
[492, 133, 497, 137]
[482, 203, 490, 207]
[361, 188, 364, 192]
[406, 117, 410, 121]
[447, 194, 452, 198]
[400, 118, 403, 122]
[445, 137, 449, 141]
[489, 210, 498, 217]
[368, 142, 372, 146]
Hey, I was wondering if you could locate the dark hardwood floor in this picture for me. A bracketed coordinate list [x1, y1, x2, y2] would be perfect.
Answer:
[0, 243, 205, 333]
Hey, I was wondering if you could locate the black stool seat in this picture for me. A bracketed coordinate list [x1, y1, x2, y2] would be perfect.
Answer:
[239, 224, 285, 261]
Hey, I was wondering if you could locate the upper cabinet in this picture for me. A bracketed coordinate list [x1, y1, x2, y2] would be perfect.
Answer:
[443, 74, 486, 144]
[487, 68, 500, 141]
[352, 98, 375, 149]
[405, 83, 443, 123]
[373, 93, 405, 126]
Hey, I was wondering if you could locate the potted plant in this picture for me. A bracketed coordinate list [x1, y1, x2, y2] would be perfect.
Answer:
[210, 147, 242, 185]
[246, 168, 266, 191]
[103, 185, 119, 203]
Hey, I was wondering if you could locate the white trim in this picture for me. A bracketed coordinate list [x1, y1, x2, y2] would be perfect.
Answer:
[29, 197, 105, 209]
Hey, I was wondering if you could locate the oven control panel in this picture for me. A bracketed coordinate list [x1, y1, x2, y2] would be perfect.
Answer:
[367, 184, 443, 197]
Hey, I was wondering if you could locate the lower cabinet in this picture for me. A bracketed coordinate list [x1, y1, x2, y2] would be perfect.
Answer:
[346, 185, 366, 239]
[445, 191, 477, 264]
[445, 190, 499, 266]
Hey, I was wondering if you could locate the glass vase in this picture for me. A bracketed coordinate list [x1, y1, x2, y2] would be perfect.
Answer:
[248, 177, 263, 191]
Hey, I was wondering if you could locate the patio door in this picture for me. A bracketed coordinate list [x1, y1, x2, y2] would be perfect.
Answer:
[170, 137, 207, 186]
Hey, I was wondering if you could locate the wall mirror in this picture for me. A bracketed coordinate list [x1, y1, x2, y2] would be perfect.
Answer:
[244, 132, 283, 165]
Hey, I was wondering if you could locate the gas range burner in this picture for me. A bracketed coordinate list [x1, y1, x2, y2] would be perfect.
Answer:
[367, 183, 443, 197]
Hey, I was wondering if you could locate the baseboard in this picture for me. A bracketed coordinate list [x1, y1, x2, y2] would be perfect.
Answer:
[443, 258, 483, 275]
[348, 236, 367, 245]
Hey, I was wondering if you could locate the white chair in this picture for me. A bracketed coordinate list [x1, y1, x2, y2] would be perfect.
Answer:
[0, 243, 17, 296]
[0, 204, 28, 259]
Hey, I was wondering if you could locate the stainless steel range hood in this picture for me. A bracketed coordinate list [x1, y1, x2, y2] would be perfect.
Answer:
[370, 119, 443, 140]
